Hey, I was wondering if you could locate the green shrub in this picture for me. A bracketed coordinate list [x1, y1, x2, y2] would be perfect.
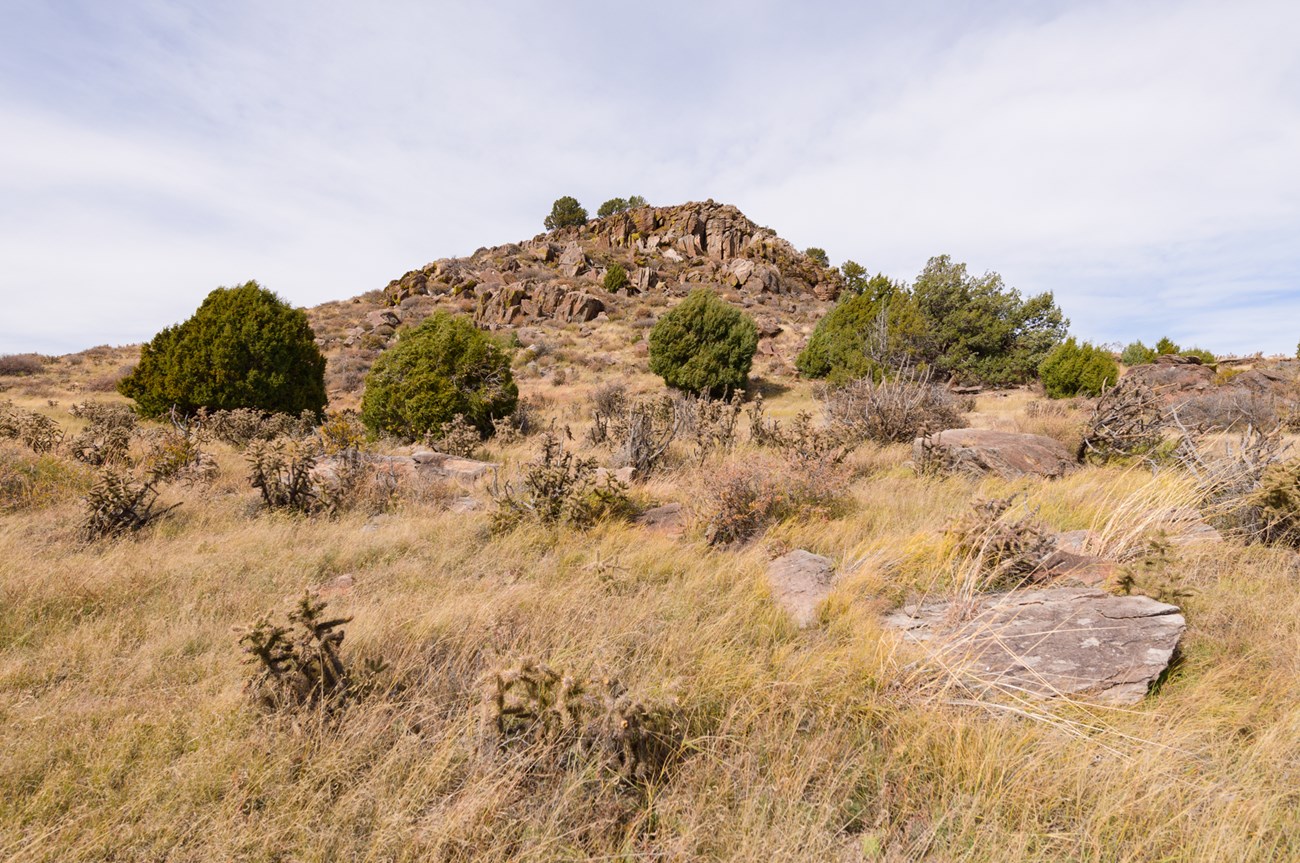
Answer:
[360, 312, 517, 440]
[804, 247, 830, 267]
[1119, 341, 1156, 366]
[647, 289, 758, 397]
[1182, 346, 1216, 364]
[118, 282, 326, 418]
[544, 196, 588, 230]
[1155, 336, 1179, 355]
[597, 197, 628, 217]
[603, 263, 629, 292]
[795, 285, 920, 382]
[1038, 338, 1119, 398]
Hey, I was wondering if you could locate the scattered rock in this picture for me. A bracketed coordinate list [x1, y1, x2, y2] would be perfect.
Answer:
[318, 573, 354, 598]
[915, 428, 1080, 479]
[411, 450, 496, 482]
[883, 587, 1185, 705]
[1150, 506, 1224, 545]
[449, 495, 481, 513]
[765, 550, 835, 628]
[634, 502, 684, 536]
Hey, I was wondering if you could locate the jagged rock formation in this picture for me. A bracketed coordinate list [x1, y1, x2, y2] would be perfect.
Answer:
[381, 200, 843, 331]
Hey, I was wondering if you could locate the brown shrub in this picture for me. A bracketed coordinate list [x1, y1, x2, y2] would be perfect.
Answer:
[0, 353, 47, 376]
[702, 451, 848, 546]
[822, 371, 963, 445]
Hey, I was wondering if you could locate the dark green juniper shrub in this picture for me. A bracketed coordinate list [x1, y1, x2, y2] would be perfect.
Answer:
[648, 289, 758, 397]
[119, 281, 327, 418]
[361, 312, 517, 441]
[1039, 338, 1119, 398]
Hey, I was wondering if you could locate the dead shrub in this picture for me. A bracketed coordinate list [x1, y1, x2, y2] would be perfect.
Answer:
[0, 353, 46, 376]
[747, 398, 852, 468]
[1081, 378, 1166, 463]
[823, 369, 964, 444]
[947, 496, 1058, 590]
[703, 452, 848, 546]
[588, 393, 683, 476]
[1173, 423, 1288, 541]
[237, 592, 387, 713]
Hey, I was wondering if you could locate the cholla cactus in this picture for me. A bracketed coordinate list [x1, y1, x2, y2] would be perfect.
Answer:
[237, 592, 382, 712]
[247, 436, 320, 512]
[79, 468, 177, 541]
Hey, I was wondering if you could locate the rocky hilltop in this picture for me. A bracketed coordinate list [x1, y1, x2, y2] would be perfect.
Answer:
[383, 200, 843, 328]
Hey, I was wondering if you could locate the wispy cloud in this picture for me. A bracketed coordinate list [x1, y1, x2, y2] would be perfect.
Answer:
[1, 0, 1297, 355]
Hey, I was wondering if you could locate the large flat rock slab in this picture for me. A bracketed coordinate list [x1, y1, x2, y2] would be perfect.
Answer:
[915, 428, 1080, 479]
[766, 550, 835, 627]
[883, 587, 1184, 705]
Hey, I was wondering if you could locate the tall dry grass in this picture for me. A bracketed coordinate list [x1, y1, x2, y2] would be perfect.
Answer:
[1, 375, 1299, 861]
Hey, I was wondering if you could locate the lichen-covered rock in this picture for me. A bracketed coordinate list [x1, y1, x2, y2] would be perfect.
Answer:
[915, 428, 1080, 479]
[883, 587, 1185, 705]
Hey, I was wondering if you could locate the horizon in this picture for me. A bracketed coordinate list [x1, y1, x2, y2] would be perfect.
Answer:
[2, 1, 1298, 355]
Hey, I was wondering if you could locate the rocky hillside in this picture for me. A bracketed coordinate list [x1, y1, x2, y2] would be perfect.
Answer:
[309, 201, 843, 399]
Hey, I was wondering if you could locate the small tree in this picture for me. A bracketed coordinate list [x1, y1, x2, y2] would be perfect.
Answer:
[1038, 338, 1119, 398]
[118, 281, 327, 418]
[360, 312, 517, 440]
[544, 196, 589, 230]
[626, 195, 648, 208]
[597, 197, 629, 217]
[796, 284, 919, 382]
[1120, 341, 1156, 366]
[805, 247, 830, 268]
[1155, 336, 1179, 355]
[648, 289, 758, 397]
[603, 262, 629, 292]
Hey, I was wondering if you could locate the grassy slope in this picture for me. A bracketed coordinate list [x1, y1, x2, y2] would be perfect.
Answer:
[2, 358, 1300, 861]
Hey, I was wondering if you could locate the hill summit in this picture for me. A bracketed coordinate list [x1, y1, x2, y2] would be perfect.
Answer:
[382, 200, 843, 330]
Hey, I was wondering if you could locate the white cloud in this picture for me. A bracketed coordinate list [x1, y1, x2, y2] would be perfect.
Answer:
[0, 0, 1297, 354]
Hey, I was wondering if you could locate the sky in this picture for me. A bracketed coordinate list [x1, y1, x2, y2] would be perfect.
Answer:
[1, 0, 1298, 355]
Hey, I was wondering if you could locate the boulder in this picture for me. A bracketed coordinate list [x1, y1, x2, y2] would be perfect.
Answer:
[411, 450, 496, 482]
[559, 242, 589, 277]
[915, 428, 1080, 479]
[883, 587, 1185, 705]
[634, 502, 685, 537]
[765, 550, 835, 628]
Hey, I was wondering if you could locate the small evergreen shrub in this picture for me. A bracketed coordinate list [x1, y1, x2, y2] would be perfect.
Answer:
[795, 288, 920, 382]
[1120, 341, 1156, 366]
[360, 312, 517, 441]
[1155, 336, 1179, 355]
[603, 262, 629, 292]
[1039, 338, 1119, 398]
[118, 281, 327, 418]
[648, 289, 758, 397]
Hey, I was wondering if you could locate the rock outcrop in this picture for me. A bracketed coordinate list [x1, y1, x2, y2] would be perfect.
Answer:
[915, 428, 1080, 479]
[381, 200, 842, 333]
[883, 587, 1185, 705]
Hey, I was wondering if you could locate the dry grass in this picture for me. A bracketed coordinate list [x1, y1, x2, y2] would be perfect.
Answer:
[2, 360, 1300, 861]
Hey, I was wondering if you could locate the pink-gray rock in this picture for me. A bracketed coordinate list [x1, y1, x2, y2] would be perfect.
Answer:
[410, 450, 496, 482]
[883, 587, 1185, 705]
[635, 502, 685, 537]
[765, 550, 835, 628]
[915, 428, 1080, 479]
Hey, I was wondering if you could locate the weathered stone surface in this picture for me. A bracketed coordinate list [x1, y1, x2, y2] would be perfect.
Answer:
[1123, 359, 1215, 402]
[765, 550, 835, 628]
[635, 502, 684, 536]
[1036, 549, 1114, 586]
[915, 428, 1080, 479]
[410, 451, 496, 481]
[883, 587, 1184, 705]
[559, 242, 589, 277]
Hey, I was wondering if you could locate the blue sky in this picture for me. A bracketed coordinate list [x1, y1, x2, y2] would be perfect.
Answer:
[2, 0, 1298, 355]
